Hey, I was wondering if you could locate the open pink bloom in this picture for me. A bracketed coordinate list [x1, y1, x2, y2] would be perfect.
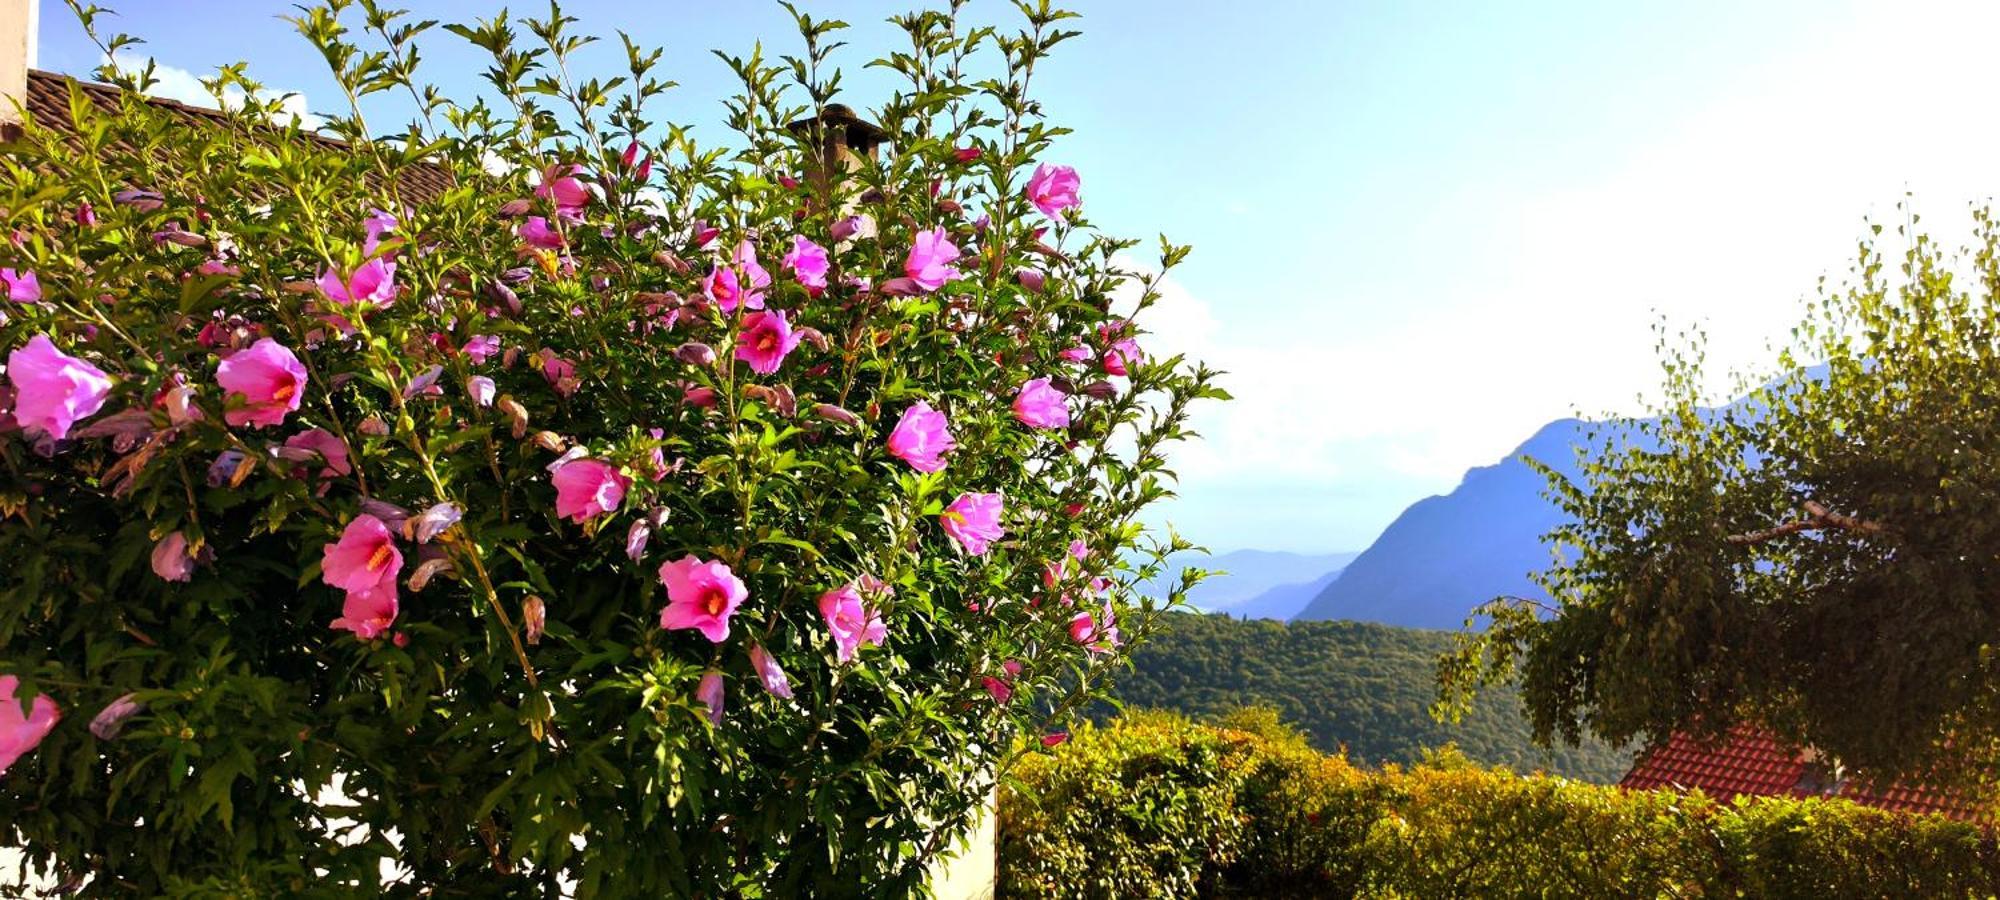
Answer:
[551, 458, 629, 523]
[1104, 339, 1143, 376]
[322, 514, 403, 595]
[886, 401, 955, 472]
[941, 492, 1004, 556]
[0, 676, 59, 775]
[703, 239, 772, 313]
[284, 428, 352, 480]
[2, 268, 39, 304]
[1012, 377, 1070, 430]
[733, 309, 802, 375]
[982, 676, 1013, 704]
[7, 335, 112, 440]
[658, 555, 748, 643]
[903, 227, 962, 292]
[362, 209, 398, 257]
[150, 532, 196, 582]
[462, 334, 500, 365]
[1026, 163, 1082, 218]
[215, 338, 306, 428]
[517, 216, 566, 250]
[818, 583, 889, 664]
[748, 644, 794, 700]
[535, 164, 591, 216]
[1069, 603, 1121, 654]
[781, 235, 830, 295]
[696, 670, 725, 724]
[317, 257, 398, 309]
[330, 584, 399, 640]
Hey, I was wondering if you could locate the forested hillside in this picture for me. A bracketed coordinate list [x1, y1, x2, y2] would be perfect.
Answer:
[1107, 612, 1632, 782]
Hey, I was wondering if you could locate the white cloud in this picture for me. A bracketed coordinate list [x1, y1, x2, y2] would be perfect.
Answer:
[109, 53, 325, 131]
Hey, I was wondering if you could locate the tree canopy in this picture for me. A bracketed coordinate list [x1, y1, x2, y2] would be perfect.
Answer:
[1445, 204, 2000, 783]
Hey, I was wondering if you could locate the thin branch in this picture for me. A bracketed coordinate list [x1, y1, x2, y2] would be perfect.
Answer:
[1724, 500, 1887, 545]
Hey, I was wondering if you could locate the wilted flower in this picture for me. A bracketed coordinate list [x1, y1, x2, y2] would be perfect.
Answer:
[150, 532, 197, 582]
[408, 502, 463, 543]
[523, 595, 546, 645]
[467, 375, 496, 407]
[813, 403, 859, 427]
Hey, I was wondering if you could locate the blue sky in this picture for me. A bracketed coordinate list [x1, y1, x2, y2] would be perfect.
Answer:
[33, 1, 2000, 553]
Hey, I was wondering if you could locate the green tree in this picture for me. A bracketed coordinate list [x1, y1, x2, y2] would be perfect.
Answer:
[1443, 203, 2000, 782]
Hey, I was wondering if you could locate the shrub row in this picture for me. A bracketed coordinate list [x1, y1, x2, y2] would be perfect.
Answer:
[999, 710, 2000, 898]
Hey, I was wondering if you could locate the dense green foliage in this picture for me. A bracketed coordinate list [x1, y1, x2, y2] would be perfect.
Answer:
[1106, 611, 1630, 781]
[1442, 205, 2000, 782]
[0, 1, 1216, 894]
[1002, 711, 2000, 899]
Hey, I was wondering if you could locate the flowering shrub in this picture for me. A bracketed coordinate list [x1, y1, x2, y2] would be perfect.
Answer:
[1002, 712, 2000, 899]
[0, 1, 1220, 894]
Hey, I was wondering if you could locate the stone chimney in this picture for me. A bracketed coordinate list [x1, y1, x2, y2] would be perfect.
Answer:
[0, 0, 35, 141]
[785, 103, 887, 197]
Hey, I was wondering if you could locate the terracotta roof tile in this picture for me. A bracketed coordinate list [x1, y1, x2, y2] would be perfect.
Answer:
[1620, 723, 1991, 822]
[19, 69, 453, 203]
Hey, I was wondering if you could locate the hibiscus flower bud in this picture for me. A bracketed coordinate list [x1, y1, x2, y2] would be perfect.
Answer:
[498, 396, 531, 438]
[496, 198, 533, 218]
[676, 342, 717, 367]
[358, 414, 390, 436]
[485, 281, 522, 317]
[772, 384, 797, 418]
[1041, 732, 1069, 747]
[625, 519, 651, 562]
[502, 346, 522, 369]
[531, 431, 568, 453]
[89, 693, 144, 740]
[407, 556, 454, 592]
[1080, 380, 1118, 400]
[113, 189, 164, 211]
[499, 267, 533, 286]
[684, 385, 718, 408]
[653, 250, 691, 274]
[812, 403, 859, 427]
[74, 202, 98, 228]
[797, 327, 829, 352]
[1016, 269, 1046, 293]
[523, 595, 546, 645]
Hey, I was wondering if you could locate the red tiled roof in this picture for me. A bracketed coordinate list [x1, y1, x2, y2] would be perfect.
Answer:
[18, 69, 454, 203]
[1620, 723, 1990, 822]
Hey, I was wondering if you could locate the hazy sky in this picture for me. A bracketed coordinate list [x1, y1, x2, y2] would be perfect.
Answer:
[33, 1, 2000, 553]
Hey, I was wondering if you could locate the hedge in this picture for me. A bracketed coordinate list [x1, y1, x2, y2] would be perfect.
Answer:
[999, 710, 2000, 898]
